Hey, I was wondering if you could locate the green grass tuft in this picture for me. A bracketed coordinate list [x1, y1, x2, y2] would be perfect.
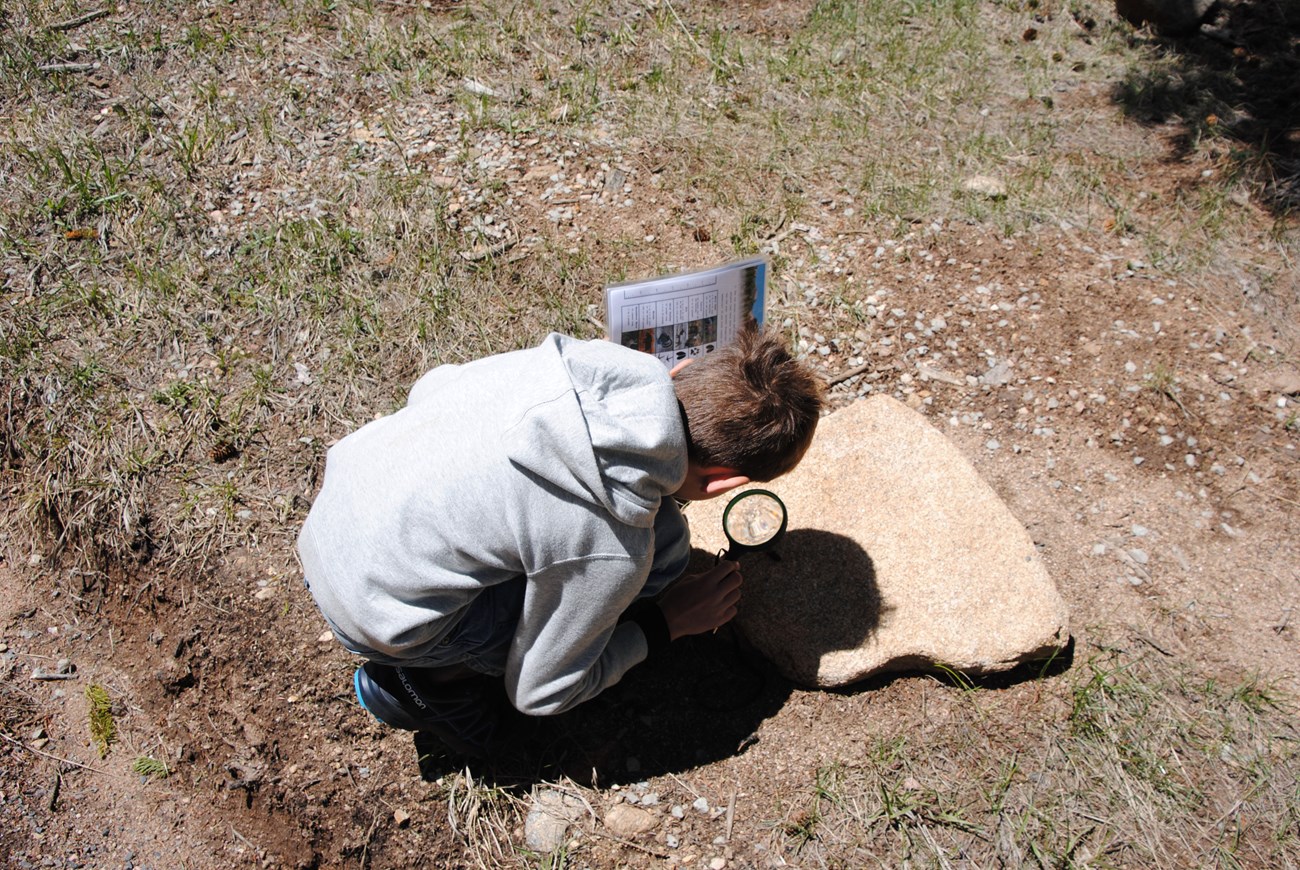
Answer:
[85, 684, 116, 759]
[132, 756, 170, 779]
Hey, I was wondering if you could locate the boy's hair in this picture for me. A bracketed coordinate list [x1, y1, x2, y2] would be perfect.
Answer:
[673, 325, 825, 481]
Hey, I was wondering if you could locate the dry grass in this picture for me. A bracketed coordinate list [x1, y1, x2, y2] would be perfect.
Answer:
[1, 0, 1290, 570]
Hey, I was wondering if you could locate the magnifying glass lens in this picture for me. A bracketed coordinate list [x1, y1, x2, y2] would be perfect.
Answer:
[724, 492, 785, 547]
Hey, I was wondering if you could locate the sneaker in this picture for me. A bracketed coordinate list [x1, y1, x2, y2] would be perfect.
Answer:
[354, 662, 505, 758]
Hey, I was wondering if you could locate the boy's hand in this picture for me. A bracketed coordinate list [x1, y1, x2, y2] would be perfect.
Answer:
[658, 561, 743, 640]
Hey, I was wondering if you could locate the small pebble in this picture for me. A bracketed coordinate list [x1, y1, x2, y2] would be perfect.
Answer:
[692, 797, 710, 813]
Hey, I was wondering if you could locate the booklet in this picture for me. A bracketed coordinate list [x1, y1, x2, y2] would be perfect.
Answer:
[605, 256, 768, 368]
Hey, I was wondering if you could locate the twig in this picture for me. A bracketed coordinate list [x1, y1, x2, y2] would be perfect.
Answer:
[458, 237, 517, 262]
[724, 786, 736, 842]
[46, 8, 111, 32]
[1267, 492, 1300, 510]
[342, 761, 362, 792]
[666, 772, 704, 802]
[589, 828, 670, 858]
[48, 773, 62, 811]
[0, 731, 110, 775]
[359, 811, 381, 870]
[38, 62, 96, 74]
[31, 669, 78, 681]
[230, 826, 259, 852]
[825, 361, 871, 386]
[1132, 631, 1174, 657]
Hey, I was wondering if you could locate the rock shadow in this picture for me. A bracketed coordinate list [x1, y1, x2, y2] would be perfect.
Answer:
[728, 529, 887, 688]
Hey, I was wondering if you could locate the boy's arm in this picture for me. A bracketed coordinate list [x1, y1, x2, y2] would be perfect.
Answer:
[504, 556, 648, 716]
[503, 557, 744, 716]
[656, 561, 743, 639]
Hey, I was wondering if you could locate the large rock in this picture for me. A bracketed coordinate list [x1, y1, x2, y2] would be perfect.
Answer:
[686, 395, 1069, 687]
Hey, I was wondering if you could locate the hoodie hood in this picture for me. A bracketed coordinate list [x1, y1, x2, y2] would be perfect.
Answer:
[501, 334, 687, 528]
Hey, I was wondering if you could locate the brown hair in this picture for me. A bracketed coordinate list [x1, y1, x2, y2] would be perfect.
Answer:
[673, 325, 824, 481]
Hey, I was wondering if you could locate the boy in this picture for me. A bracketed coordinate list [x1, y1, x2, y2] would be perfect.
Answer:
[298, 326, 823, 758]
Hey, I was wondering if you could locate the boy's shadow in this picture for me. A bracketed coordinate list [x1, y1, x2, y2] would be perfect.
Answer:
[423, 531, 885, 787]
[416, 629, 793, 787]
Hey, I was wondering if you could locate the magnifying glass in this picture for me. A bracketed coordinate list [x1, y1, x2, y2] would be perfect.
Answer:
[719, 489, 788, 560]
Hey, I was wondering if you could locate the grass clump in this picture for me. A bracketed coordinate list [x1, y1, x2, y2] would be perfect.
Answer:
[85, 683, 116, 759]
[132, 756, 170, 779]
[444, 769, 522, 866]
[770, 649, 1299, 867]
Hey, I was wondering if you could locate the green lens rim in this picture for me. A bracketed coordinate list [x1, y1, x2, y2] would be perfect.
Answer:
[721, 488, 788, 552]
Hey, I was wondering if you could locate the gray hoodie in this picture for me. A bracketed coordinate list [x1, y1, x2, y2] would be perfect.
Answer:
[297, 334, 689, 715]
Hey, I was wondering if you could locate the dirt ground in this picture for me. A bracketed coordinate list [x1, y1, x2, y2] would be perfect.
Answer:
[6, 202, 1297, 868]
[2, 1, 1298, 868]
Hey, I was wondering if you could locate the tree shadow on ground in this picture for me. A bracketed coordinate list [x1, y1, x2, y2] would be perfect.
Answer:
[1111, 0, 1300, 212]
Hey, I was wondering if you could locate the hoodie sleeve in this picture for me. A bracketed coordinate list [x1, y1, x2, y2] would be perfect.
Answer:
[407, 362, 463, 406]
[504, 555, 651, 716]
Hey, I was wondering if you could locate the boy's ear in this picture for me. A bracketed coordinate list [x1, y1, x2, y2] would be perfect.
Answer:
[668, 358, 695, 379]
[700, 467, 750, 497]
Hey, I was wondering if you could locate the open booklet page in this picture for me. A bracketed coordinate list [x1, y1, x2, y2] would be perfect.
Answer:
[605, 257, 767, 367]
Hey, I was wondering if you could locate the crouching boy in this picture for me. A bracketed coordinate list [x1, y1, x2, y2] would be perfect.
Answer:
[297, 326, 823, 758]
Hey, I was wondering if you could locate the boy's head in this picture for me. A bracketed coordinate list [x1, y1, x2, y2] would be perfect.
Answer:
[672, 325, 825, 486]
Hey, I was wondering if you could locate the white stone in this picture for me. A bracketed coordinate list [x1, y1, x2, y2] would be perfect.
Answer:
[526, 789, 585, 852]
[962, 175, 1007, 199]
[604, 803, 657, 838]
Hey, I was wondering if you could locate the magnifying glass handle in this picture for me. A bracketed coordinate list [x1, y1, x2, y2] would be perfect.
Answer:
[712, 548, 729, 634]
